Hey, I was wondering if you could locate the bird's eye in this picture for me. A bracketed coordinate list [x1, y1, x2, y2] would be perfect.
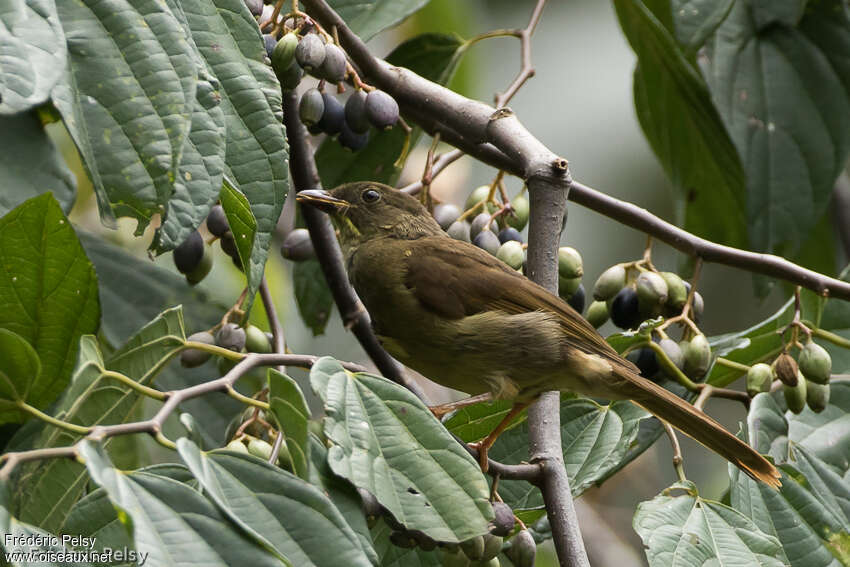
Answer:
[361, 188, 381, 203]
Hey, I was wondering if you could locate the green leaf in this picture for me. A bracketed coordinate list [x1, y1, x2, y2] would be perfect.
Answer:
[307, 434, 379, 566]
[732, 391, 850, 565]
[671, 0, 734, 52]
[315, 33, 467, 188]
[78, 440, 287, 567]
[491, 399, 648, 511]
[13, 309, 187, 531]
[293, 259, 333, 335]
[0, 0, 67, 114]
[63, 488, 134, 558]
[703, 0, 850, 254]
[177, 439, 373, 567]
[181, 0, 288, 312]
[329, 0, 429, 41]
[53, 0, 197, 232]
[220, 180, 258, 278]
[310, 357, 493, 543]
[268, 369, 311, 480]
[634, 481, 785, 566]
[615, 0, 748, 248]
[0, 194, 99, 406]
[0, 329, 40, 423]
[370, 518, 442, 567]
[444, 399, 521, 443]
[0, 112, 75, 216]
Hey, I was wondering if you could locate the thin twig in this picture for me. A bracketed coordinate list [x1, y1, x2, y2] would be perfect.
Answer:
[661, 422, 687, 483]
[495, 0, 548, 108]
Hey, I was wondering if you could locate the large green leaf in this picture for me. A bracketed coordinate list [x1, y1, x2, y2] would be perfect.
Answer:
[0, 194, 99, 407]
[0, 113, 75, 216]
[0, 329, 41, 423]
[615, 0, 748, 248]
[670, 0, 734, 52]
[181, 0, 288, 311]
[445, 399, 521, 443]
[490, 398, 648, 511]
[315, 33, 467, 188]
[53, 0, 197, 231]
[78, 440, 286, 567]
[370, 518, 442, 567]
[703, 0, 850, 254]
[268, 369, 311, 480]
[329, 0, 429, 41]
[293, 259, 333, 335]
[731, 391, 850, 565]
[177, 439, 373, 567]
[634, 481, 785, 566]
[0, 0, 66, 114]
[220, 180, 257, 277]
[13, 309, 187, 531]
[310, 357, 493, 543]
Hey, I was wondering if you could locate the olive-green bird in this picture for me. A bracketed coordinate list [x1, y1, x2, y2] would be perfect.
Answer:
[297, 182, 781, 488]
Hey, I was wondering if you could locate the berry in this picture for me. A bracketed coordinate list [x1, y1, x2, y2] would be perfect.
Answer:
[507, 530, 536, 567]
[433, 203, 461, 230]
[490, 501, 514, 536]
[567, 283, 585, 313]
[464, 185, 491, 212]
[480, 534, 503, 561]
[206, 204, 229, 237]
[585, 300, 609, 328]
[294, 33, 325, 72]
[557, 246, 583, 279]
[216, 323, 246, 352]
[798, 341, 831, 385]
[496, 241, 524, 270]
[473, 231, 500, 256]
[244, 0, 263, 17]
[746, 363, 773, 397]
[773, 353, 799, 387]
[460, 536, 485, 561]
[627, 347, 659, 378]
[247, 437, 273, 460]
[447, 220, 471, 242]
[317, 93, 345, 135]
[658, 338, 684, 370]
[226, 438, 250, 454]
[280, 228, 315, 262]
[498, 227, 523, 244]
[682, 333, 711, 378]
[271, 33, 298, 76]
[636, 271, 668, 315]
[220, 231, 240, 262]
[180, 331, 215, 368]
[783, 373, 807, 414]
[659, 271, 687, 310]
[185, 244, 213, 285]
[470, 212, 495, 240]
[344, 90, 370, 134]
[610, 286, 640, 329]
[338, 121, 369, 151]
[806, 380, 830, 413]
[245, 325, 272, 353]
[298, 88, 324, 126]
[277, 61, 303, 91]
[319, 43, 347, 83]
[173, 230, 205, 274]
[364, 90, 399, 130]
[593, 265, 626, 301]
[262, 34, 277, 58]
[558, 275, 581, 299]
[507, 193, 529, 231]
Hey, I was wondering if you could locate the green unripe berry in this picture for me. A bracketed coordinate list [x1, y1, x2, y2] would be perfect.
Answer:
[559, 275, 582, 298]
[683, 333, 711, 377]
[746, 363, 773, 397]
[271, 33, 298, 76]
[447, 220, 471, 243]
[226, 438, 250, 454]
[557, 246, 583, 279]
[692, 291, 705, 321]
[660, 272, 687, 309]
[507, 193, 529, 231]
[497, 241, 524, 270]
[441, 548, 471, 567]
[299, 88, 324, 126]
[247, 437, 273, 460]
[185, 244, 213, 285]
[480, 534, 503, 561]
[507, 530, 536, 567]
[798, 341, 831, 385]
[180, 331, 215, 368]
[593, 265, 626, 301]
[245, 325, 272, 353]
[783, 372, 807, 414]
[474, 559, 500, 567]
[585, 300, 609, 328]
[773, 353, 799, 387]
[464, 185, 491, 212]
[277, 61, 303, 91]
[806, 380, 830, 413]
[460, 536, 485, 561]
[636, 271, 668, 305]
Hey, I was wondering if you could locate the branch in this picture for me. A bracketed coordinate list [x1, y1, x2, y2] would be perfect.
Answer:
[494, 0, 547, 108]
[0, 353, 365, 479]
[399, 149, 463, 195]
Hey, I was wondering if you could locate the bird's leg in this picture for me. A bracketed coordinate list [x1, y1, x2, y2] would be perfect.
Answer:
[428, 393, 494, 419]
[470, 402, 530, 472]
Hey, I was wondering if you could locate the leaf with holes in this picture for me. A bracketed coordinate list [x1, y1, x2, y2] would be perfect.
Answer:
[310, 357, 493, 543]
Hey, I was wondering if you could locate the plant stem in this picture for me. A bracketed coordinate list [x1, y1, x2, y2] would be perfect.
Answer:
[102, 370, 166, 400]
[17, 402, 92, 435]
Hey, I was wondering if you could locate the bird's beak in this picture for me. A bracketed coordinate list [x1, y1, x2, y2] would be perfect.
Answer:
[296, 189, 349, 214]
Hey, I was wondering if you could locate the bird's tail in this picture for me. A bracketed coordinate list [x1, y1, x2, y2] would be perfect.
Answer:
[614, 366, 781, 488]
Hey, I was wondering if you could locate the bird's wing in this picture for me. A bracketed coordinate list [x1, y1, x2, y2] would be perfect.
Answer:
[403, 236, 635, 371]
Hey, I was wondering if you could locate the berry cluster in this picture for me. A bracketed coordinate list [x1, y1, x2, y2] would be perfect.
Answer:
[757, 339, 832, 413]
[172, 204, 243, 285]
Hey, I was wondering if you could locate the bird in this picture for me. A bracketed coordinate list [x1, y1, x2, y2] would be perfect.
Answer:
[297, 181, 781, 488]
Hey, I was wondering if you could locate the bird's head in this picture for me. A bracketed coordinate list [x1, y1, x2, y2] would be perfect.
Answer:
[296, 182, 442, 251]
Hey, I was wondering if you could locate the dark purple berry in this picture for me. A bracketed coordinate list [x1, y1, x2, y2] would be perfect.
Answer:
[338, 121, 369, 151]
[498, 227, 523, 244]
[364, 90, 399, 130]
[295, 33, 325, 72]
[317, 93, 345, 135]
[173, 230, 204, 274]
[299, 88, 324, 126]
[206, 204, 229, 237]
[610, 286, 641, 329]
[344, 90, 369, 134]
[567, 283, 585, 314]
[320, 43, 346, 83]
